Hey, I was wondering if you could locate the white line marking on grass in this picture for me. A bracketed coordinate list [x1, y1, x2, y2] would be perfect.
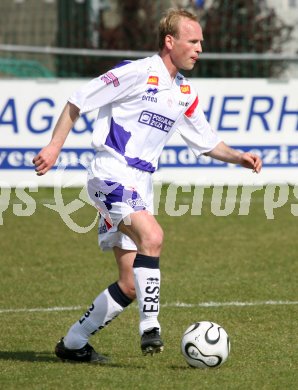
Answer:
[164, 300, 298, 308]
[0, 306, 83, 314]
[0, 300, 297, 314]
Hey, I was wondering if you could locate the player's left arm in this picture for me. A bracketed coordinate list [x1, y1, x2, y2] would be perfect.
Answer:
[206, 141, 262, 173]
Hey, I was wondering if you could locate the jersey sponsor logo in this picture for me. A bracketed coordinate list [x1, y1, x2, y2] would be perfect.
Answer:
[138, 110, 174, 133]
[147, 76, 159, 85]
[185, 96, 199, 117]
[142, 96, 157, 103]
[99, 223, 108, 234]
[98, 218, 113, 234]
[180, 84, 191, 94]
[145, 87, 158, 95]
[142, 87, 159, 103]
[179, 101, 189, 107]
[100, 71, 120, 87]
[127, 197, 147, 209]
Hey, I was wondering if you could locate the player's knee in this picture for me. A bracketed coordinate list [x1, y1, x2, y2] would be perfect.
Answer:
[140, 226, 164, 254]
[154, 227, 164, 250]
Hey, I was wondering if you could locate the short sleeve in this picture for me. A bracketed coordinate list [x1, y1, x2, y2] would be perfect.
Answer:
[68, 62, 139, 114]
[175, 95, 221, 156]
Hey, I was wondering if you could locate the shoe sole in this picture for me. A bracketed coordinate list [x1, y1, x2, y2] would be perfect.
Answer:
[142, 345, 164, 356]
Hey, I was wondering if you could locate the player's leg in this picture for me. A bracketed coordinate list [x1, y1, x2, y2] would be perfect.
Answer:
[114, 246, 137, 300]
[119, 210, 164, 355]
[55, 246, 136, 363]
[120, 210, 163, 256]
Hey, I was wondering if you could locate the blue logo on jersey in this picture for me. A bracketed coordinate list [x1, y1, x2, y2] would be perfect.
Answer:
[142, 87, 159, 103]
[145, 87, 158, 95]
[138, 111, 174, 133]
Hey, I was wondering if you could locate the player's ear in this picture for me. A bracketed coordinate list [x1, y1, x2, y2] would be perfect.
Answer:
[165, 34, 175, 50]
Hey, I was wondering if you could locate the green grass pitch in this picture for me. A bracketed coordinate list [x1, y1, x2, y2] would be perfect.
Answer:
[0, 185, 297, 389]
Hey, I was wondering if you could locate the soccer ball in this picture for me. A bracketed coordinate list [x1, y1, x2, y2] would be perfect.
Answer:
[181, 321, 230, 368]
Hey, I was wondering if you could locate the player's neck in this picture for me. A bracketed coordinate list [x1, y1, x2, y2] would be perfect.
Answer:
[159, 52, 178, 80]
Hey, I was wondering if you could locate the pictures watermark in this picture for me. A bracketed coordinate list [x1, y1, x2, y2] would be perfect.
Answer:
[1, 157, 298, 232]
[154, 182, 298, 220]
[1, 181, 298, 232]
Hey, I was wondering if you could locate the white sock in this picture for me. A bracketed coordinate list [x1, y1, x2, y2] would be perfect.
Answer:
[133, 254, 161, 335]
[64, 282, 132, 349]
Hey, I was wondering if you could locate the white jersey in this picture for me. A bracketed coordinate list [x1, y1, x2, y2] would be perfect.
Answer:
[69, 54, 221, 173]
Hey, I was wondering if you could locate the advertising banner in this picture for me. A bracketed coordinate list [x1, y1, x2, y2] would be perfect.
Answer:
[0, 78, 297, 187]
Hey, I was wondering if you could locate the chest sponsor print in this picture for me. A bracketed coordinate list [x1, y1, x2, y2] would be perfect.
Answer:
[180, 84, 191, 94]
[138, 111, 174, 133]
[179, 101, 189, 107]
[147, 76, 159, 86]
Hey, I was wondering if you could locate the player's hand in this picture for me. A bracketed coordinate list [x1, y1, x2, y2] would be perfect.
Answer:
[32, 145, 60, 176]
[239, 152, 262, 173]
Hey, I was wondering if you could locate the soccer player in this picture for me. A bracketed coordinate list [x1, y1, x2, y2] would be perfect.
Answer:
[33, 8, 262, 363]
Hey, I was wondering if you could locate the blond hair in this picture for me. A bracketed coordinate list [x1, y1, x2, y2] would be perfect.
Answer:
[158, 8, 198, 50]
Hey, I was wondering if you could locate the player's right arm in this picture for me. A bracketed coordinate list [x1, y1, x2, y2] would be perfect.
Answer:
[32, 102, 79, 176]
[33, 62, 138, 175]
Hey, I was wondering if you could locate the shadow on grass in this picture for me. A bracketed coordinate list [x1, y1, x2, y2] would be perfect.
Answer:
[170, 365, 193, 370]
[0, 350, 58, 363]
[0, 350, 144, 368]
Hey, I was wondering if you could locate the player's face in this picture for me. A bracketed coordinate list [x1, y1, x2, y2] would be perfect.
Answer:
[169, 18, 203, 71]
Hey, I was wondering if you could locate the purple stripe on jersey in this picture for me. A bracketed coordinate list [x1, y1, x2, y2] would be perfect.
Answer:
[105, 117, 155, 173]
[103, 180, 146, 212]
[112, 60, 132, 69]
[125, 156, 155, 173]
[88, 177, 147, 213]
[105, 117, 131, 155]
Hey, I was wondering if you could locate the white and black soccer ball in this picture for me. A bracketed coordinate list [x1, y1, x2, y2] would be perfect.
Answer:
[181, 321, 230, 368]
